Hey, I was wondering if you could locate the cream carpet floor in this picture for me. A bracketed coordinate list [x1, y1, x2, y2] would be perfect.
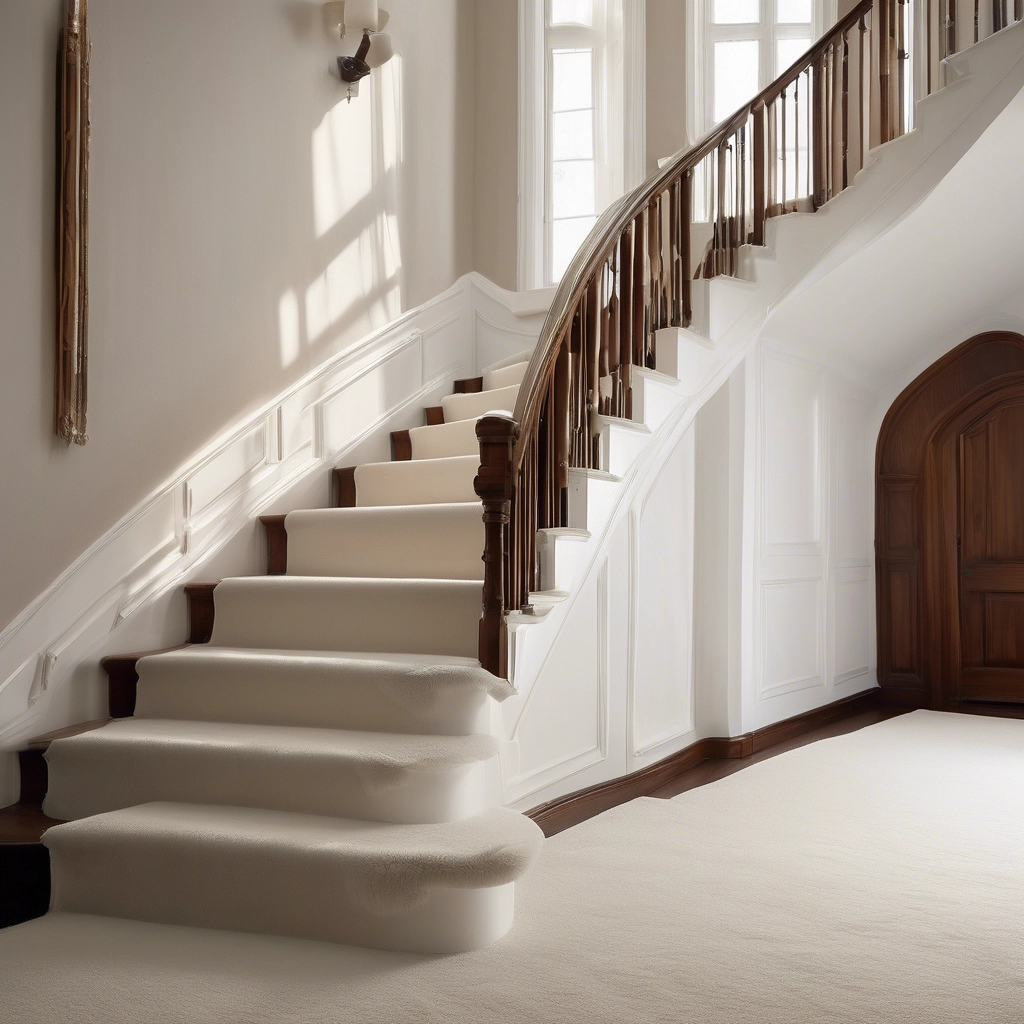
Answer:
[3, 709, 1023, 1023]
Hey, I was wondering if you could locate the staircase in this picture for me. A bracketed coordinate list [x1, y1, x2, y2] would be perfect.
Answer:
[4, 354, 544, 954]
[4, 0, 1024, 962]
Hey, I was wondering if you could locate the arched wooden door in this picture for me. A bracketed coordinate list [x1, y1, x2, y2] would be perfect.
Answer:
[876, 332, 1024, 709]
[957, 396, 1024, 701]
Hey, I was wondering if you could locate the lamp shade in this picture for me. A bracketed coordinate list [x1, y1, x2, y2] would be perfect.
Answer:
[365, 31, 394, 68]
[345, 0, 378, 31]
[376, 8, 390, 29]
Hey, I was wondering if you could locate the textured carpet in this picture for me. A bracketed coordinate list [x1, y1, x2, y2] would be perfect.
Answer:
[4, 710, 1023, 1023]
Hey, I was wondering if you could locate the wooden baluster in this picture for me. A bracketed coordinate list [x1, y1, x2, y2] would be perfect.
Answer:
[812, 55, 822, 207]
[553, 339, 571, 524]
[717, 142, 727, 272]
[570, 302, 584, 465]
[781, 88, 788, 214]
[926, 0, 932, 95]
[608, 250, 620, 414]
[880, 0, 891, 144]
[618, 227, 633, 418]
[859, 16, 867, 171]
[753, 104, 766, 244]
[475, 415, 518, 677]
[586, 276, 600, 464]
[898, 0, 906, 137]
[632, 210, 645, 364]
[946, 0, 957, 57]
[1016, 0, 1022, 27]
[842, 32, 850, 189]
[806, 68, 813, 199]
[739, 126, 747, 248]
[681, 169, 693, 327]
[974, 0, 980, 42]
[668, 182, 679, 324]
[828, 43, 836, 200]
[793, 77, 800, 202]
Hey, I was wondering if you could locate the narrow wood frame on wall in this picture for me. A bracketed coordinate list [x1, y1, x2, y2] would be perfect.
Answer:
[56, 0, 91, 446]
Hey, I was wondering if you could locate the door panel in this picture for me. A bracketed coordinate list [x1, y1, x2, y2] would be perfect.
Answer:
[959, 400, 1024, 701]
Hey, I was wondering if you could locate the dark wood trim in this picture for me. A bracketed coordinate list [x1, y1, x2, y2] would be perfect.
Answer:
[184, 582, 218, 643]
[0, 840, 51, 927]
[17, 750, 48, 808]
[528, 735, 751, 837]
[259, 514, 288, 575]
[528, 689, 880, 836]
[391, 429, 412, 461]
[750, 687, 880, 752]
[454, 377, 483, 394]
[425, 406, 445, 426]
[101, 644, 190, 719]
[333, 466, 357, 508]
[876, 333, 1024, 708]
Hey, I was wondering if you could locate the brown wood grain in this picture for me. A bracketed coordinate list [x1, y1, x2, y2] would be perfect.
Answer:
[391, 429, 412, 461]
[333, 466, 357, 507]
[184, 582, 218, 644]
[876, 333, 1024, 708]
[425, 406, 445, 426]
[259, 514, 288, 575]
[453, 377, 483, 394]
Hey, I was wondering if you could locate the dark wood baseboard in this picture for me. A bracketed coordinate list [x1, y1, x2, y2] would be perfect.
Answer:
[184, 583, 217, 643]
[425, 406, 445, 426]
[390, 430, 412, 461]
[333, 466, 357, 507]
[259, 514, 288, 575]
[527, 688, 881, 837]
[453, 377, 483, 394]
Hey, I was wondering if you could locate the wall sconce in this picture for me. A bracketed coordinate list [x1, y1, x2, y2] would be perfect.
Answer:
[322, 0, 394, 102]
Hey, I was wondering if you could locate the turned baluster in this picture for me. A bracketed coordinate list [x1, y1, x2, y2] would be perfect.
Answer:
[753, 104, 766, 244]
[841, 32, 850, 189]
[475, 415, 518, 677]
[618, 227, 633, 419]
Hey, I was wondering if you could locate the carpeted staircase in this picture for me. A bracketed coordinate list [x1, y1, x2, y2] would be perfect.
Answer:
[29, 351, 545, 954]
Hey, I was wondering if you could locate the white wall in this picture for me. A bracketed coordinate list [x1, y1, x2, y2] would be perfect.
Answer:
[744, 347, 876, 731]
[0, 0, 474, 633]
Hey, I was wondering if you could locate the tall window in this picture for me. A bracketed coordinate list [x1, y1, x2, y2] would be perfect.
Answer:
[546, 0, 622, 283]
[704, 0, 821, 131]
[519, 0, 644, 289]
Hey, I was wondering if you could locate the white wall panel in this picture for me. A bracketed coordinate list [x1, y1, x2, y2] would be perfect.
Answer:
[763, 360, 821, 551]
[632, 427, 696, 755]
[761, 579, 823, 697]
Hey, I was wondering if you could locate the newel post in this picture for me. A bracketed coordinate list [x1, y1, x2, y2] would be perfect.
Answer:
[474, 414, 518, 679]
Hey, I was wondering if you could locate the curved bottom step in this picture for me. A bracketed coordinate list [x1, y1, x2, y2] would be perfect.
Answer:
[44, 802, 544, 953]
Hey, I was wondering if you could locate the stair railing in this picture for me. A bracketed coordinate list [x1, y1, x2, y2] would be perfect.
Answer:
[475, 0, 1021, 677]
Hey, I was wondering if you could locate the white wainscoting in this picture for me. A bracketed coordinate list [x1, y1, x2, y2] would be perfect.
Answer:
[0, 273, 552, 805]
[750, 349, 877, 730]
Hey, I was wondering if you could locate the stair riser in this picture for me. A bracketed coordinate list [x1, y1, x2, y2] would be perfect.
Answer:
[44, 752, 490, 825]
[408, 417, 481, 460]
[349, 457, 480, 507]
[134, 672, 492, 736]
[208, 579, 482, 659]
[283, 510, 485, 581]
[599, 423, 650, 477]
[536, 534, 590, 593]
[565, 471, 620, 532]
[48, 841, 516, 953]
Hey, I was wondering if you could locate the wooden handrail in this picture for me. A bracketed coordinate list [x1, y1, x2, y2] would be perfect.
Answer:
[481, 0, 1022, 677]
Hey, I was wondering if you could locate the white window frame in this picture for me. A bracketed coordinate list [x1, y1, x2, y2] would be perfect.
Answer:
[518, 0, 646, 290]
[686, 0, 837, 147]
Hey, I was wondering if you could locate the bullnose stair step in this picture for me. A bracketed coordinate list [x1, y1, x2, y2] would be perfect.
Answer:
[336, 455, 481, 507]
[440, 383, 519, 422]
[43, 718, 499, 824]
[406, 416, 482, 460]
[44, 802, 544, 953]
[133, 647, 511, 735]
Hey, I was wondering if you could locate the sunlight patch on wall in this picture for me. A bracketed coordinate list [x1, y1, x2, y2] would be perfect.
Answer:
[305, 59, 404, 350]
[278, 289, 301, 368]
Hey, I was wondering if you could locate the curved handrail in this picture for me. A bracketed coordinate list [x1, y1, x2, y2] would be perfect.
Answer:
[511, 0, 874, 462]
[476, 0, 1012, 677]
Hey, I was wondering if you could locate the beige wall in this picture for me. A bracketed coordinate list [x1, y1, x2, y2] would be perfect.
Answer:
[0, 0, 474, 631]
[472, 0, 519, 291]
[645, 0, 689, 174]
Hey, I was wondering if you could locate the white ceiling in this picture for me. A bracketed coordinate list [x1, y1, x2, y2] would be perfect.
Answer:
[761, 83, 1024, 393]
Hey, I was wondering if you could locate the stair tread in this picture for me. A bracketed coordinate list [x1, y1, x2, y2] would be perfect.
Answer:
[45, 802, 543, 877]
[45, 717, 499, 767]
[351, 456, 479, 507]
[407, 416, 481, 459]
[440, 384, 518, 422]
[482, 360, 530, 391]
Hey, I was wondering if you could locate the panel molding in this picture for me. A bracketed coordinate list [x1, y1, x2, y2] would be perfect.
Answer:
[0, 274, 546, 754]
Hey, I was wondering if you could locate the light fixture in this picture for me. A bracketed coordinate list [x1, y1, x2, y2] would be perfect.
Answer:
[322, 0, 394, 102]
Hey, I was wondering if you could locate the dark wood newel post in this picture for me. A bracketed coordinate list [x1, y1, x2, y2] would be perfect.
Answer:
[475, 415, 519, 679]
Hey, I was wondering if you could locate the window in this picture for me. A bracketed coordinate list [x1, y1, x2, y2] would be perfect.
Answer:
[519, 0, 645, 289]
[687, 0, 832, 218]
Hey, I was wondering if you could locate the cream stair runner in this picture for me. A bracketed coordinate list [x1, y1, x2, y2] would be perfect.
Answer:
[38, 353, 543, 955]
